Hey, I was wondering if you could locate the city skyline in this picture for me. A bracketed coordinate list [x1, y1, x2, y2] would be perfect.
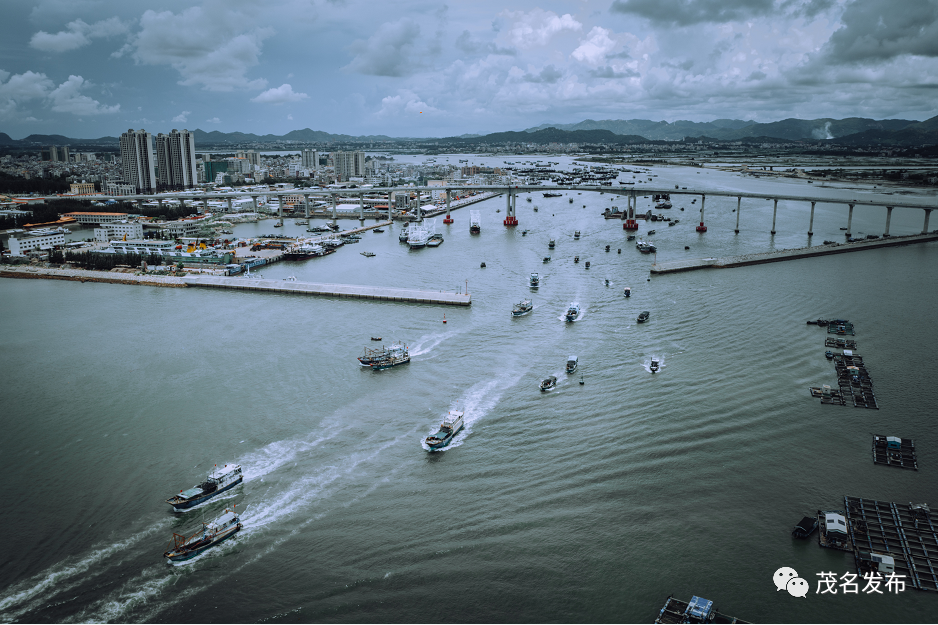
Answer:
[2, 0, 938, 139]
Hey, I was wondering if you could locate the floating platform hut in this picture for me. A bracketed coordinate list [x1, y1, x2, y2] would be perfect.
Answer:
[872, 435, 918, 470]
[654, 595, 749, 624]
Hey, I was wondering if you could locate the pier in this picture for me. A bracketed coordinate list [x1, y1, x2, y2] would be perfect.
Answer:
[651, 232, 938, 274]
[180, 276, 471, 306]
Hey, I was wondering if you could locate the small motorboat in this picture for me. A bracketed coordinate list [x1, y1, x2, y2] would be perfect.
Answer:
[627, 235, 635, 241]
[522, 230, 528, 236]
[605, 279, 610, 286]
[637, 310, 650, 323]
[825, 350, 834, 359]
[565, 302, 581, 322]
[566, 356, 578, 374]
[647, 230, 656, 235]
[792, 516, 819, 538]
[574, 256, 579, 263]
[624, 287, 631, 297]
[549, 239, 555, 249]
[481, 262, 486, 268]
[371, 337, 382, 341]
[539, 376, 557, 391]
[574, 231, 580, 239]
[543, 256, 551, 263]
[361, 251, 376, 257]
[605, 245, 610, 252]
[650, 358, 659, 373]
[585, 261, 590, 269]
[530, 272, 540, 287]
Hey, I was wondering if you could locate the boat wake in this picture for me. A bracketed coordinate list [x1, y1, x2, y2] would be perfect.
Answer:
[409, 329, 464, 357]
[421, 374, 523, 451]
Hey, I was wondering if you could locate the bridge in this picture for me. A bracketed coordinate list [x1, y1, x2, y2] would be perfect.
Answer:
[46, 183, 938, 238]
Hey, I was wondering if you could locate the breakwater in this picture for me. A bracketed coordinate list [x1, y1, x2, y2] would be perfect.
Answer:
[651, 232, 938, 274]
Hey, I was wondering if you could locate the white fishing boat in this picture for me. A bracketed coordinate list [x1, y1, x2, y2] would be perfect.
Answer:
[512, 298, 533, 316]
[424, 408, 465, 450]
[565, 302, 580, 322]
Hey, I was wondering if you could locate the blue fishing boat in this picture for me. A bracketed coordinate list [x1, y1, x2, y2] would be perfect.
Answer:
[166, 464, 243, 512]
[424, 409, 465, 450]
[163, 507, 242, 563]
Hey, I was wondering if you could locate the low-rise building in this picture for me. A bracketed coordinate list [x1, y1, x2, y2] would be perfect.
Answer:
[8, 232, 66, 255]
[69, 182, 96, 195]
[93, 222, 144, 242]
[63, 211, 128, 225]
[162, 219, 208, 238]
[104, 182, 136, 196]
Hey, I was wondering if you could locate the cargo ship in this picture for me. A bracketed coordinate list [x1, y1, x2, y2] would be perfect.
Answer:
[424, 409, 465, 450]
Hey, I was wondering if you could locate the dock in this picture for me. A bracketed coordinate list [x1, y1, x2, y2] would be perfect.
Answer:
[654, 595, 749, 624]
[180, 276, 471, 306]
[845, 496, 938, 591]
[651, 232, 938, 274]
[872, 435, 918, 470]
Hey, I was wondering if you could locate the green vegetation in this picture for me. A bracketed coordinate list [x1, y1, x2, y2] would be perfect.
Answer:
[0, 171, 71, 195]
[63, 250, 165, 271]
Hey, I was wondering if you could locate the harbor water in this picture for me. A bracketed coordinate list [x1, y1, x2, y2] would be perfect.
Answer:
[1, 162, 937, 623]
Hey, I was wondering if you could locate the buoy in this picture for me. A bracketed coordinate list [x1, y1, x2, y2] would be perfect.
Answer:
[443, 314, 447, 324]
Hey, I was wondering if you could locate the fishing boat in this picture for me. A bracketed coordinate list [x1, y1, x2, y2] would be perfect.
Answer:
[166, 464, 243, 511]
[566, 356, 578, 374]
[373, 228, 385, 233]
[424, 409, 465, 450]
[543, 256, 551, 263]
[574, 256, 579, 263]
[650, 358, 659, 373]
[530, 273, 539, 287]
[574, 231, 580, 239]
[637, 310, 650, 323]
[548, 239, 555, 249]
[399, 226, 410, 242]
[512, 298, 533, 316]
[371, 337, 382, 341]
[163, 507, 242, 563]
[565, 302, 581, 322]
[469, 211, 481, 234]
[361, 251, 376, 257]
[543, 192, 562, 198]
[539, 376, 557, 391]
[585, 261, 590, 269]
[407, 224, 430, 249]
[624, 287, 631, 297]
[358, 343, 410, 369]
[647, 230, 656, 235]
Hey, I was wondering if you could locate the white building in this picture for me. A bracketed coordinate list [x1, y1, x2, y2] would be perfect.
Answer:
[107, 239, 176, 254]
[162, 220, 208, 238]
[104, 182, 136, 196]
[301, 149, 318, 171]
[62, 211, 129, 225]
[9, 232, 66, 256]
[155, 129, 197, 190]
[93, 222, 144, 242]
[333, 151, 365, 182]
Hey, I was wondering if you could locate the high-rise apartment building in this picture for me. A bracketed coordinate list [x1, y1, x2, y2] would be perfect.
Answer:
[332, 151, 365, 181]
[236, 150, 260, 167]
[155, 129, 197, 191]
[48, 146, 70, 162]
[301, 149, 319, 171]
[119, 129, 156, 194]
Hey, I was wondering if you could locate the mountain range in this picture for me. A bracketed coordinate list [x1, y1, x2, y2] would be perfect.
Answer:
[2, 115, 937, 148]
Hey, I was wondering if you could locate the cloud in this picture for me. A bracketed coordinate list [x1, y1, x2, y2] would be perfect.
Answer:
[377, 90, 438, 117]
[821, 0, 938, 63]
[49, 75, 120, 115]
[455, 30, 516, 56]
[345, 18, 422, 77]
[287, 114, 293, 120]
[30, 17, 129, 52]
[128, 7, 270, 91]
[251, 83, 308, 104]
[610, 0, 774, 26]
[206, 117, 221, 123]
[523, 65, 563, 83]
[172, 110, 191, 123]
[591, 65, 639, 78]
[571, 27, 618, 66]
[502, 9, 582, 49]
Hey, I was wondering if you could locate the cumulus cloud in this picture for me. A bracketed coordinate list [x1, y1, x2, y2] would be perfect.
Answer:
[49, 75, 120, 115]
[502, 9, 582, 49]
[251, 83, 308, 104]
[610, 0, 774, 26]
[345, 18, 422, 77]
[523, 65, 563, 83]
[206, 117, 221, 123]
[377, 90, 438, 117]
[822, 0, 938, 63]
[30, 17, 129, 52]
[172, 110, 191, 123]
[571, 27, 618, 66]
[455, 30, 516, 56]
[127, 7, 270, 91]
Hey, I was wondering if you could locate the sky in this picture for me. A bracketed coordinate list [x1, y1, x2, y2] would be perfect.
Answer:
[2, 0, 938, 139]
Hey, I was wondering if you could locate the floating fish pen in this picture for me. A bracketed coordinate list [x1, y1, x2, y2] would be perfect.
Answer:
[833, 353, 878, 409]
[845, 496, 938, 591]
[828, 321, 855, 335]
[818, 509, 853, 551]
[654, 595, 749, 624]
[825, 338, 858, 349]
[872, 435, 918, 470]
[809, 385, 847, 405]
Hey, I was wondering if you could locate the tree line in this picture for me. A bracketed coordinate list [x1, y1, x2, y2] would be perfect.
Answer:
[60, 250, 167, 270]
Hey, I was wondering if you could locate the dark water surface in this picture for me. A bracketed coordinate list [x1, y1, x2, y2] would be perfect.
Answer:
[2, 164, 937, 623]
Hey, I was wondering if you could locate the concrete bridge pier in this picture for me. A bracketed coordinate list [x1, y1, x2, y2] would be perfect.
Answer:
[884, 206, 893, 236]
[808, 202, 816, 236]
[202, 199, 208, 213]
[251, 196, 258, 218]
[226, 197, 232, 213]
[359, 196, 364, 221]
[696, 194, 707, 232]
[734, 196, 741, 234]
[157, 198, 163, 213]
[277, 195, 284, 226]
[444, 190, 453, 223]
[771, 199, 778, 235]
[416, 190, 422, 222]
[845, 203, 854, 237]
[504, 189, 518, 226]
[331, 195, 337, 226]
[304, 194, 310, 219]
[923, 209, 932, 234]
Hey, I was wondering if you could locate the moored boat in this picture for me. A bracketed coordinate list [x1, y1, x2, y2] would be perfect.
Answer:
[539, 376, 557, 391]
[166, 464, 243, 511]
[163, 507, 242, 563]
[512, 298, 533, 316]
[424, 409, 465, 450]
[565, 302, 581, 322]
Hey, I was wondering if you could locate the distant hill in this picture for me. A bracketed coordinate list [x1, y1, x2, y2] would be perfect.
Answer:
[524, 116, 920, 142]
[441, 127, 657, 145]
